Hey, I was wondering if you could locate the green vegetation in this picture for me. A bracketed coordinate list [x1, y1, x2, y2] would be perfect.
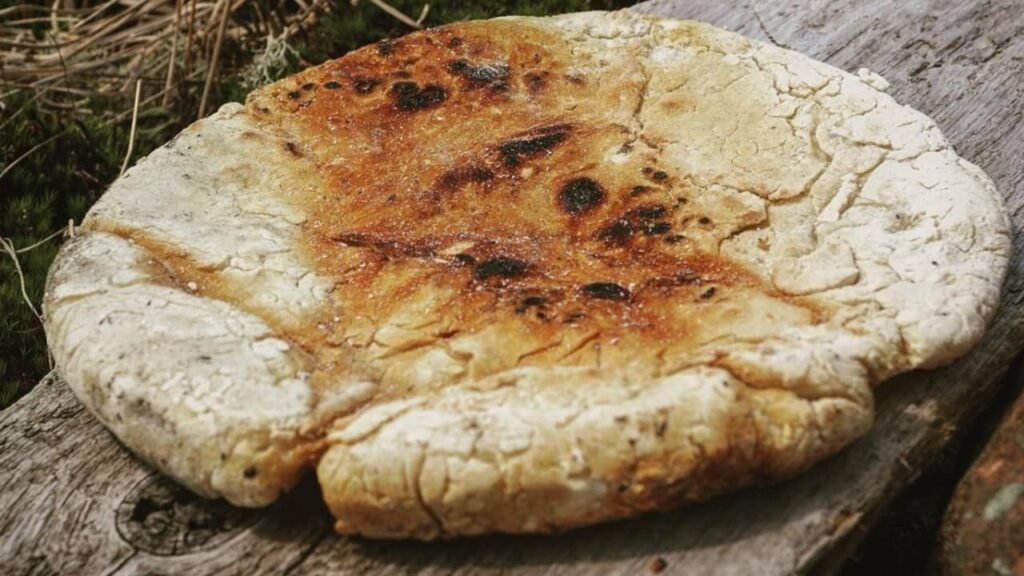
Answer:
[301, 0, 633, 63]
[2, 100, 136, 407]
[0, 0, 635, 409]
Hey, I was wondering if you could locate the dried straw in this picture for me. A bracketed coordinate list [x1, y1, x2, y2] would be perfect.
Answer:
[119, 79, 141, 175]
[1, 0, 427, 119]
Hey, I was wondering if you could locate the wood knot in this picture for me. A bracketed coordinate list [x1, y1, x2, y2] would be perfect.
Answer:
[115, 475, 258, 555]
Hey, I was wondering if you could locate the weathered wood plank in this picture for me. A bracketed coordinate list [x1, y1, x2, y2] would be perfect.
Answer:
[937, 372, 1024, 576]
[2, 1, 1023, 574]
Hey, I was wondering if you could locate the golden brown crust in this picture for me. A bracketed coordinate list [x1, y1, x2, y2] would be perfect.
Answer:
[242, 15, 830, 393]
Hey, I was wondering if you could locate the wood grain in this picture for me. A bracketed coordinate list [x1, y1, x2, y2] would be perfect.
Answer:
[3, 1, 1023, 574]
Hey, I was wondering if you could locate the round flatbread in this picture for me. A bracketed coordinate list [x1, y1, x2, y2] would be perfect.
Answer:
[44, 11, 1010, 539]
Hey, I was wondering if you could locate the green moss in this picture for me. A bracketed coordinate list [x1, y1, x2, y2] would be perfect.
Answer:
[0, 96, 171, 407]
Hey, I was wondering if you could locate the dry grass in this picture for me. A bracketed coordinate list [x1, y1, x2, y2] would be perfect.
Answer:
[0, 0, 425, 118]
[0, 0, 329, 117]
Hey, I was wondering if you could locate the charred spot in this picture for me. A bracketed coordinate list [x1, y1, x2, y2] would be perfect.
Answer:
[652, 170, 669, 181]
[631, 185, 652, 196]
[352, 77, 378, 93]
[301, 82, 315, 91]
[525, 72, 546, 92]
[498, 125, 571, 168]
[407, 86, 447, 110]
[447, 59, 510, 84]
[377, 39, 396, 56]
[642, 222, 672, 236]
[515, 296, 547, 314]
[448, 37, 464, 48]
[646, 269, 702, 290]
[438, 164, 495, 191]
[698, 216, 712, 225]
[490, 81, 510, 93]
[474, 257, 528, 281]
[243, 466, 257, 479]
[391, 81, 418, 96]
[598, 204, 669, 243]
[580, 282, 631, 301]
[699, 287, 717, 300]
[333, 233, 434, 259]
[597, 219, 633, 244]
[334, 233, 372, 248]
[564, 310, 587, 324]
[286, 90, 301, 100]
[632, 205, 668, 220]
[559, 178, 605, 215]
[452, 253, 476, 266]
[676, 269, 701, 284]
[324, 81, 343, 90]
[664, 234, 686, 244]
[284, 141, 302, 157]
[391, 82, 447, 111]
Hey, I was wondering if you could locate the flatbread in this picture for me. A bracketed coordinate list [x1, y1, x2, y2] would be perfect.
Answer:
[44, 11, 1011, 539]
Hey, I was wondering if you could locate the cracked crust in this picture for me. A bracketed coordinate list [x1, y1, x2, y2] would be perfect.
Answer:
[43, 11, 1010, 538]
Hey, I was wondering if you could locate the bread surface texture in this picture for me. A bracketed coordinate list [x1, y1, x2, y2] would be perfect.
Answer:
[44, 11, 1010, 538]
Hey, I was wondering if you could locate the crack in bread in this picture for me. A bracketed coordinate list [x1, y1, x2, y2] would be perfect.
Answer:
[44, 11, 1010, 538]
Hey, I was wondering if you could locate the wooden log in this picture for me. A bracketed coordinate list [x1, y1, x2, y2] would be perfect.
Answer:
[937, 381, 1024, 576]
[2, 1, 1024, 574]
